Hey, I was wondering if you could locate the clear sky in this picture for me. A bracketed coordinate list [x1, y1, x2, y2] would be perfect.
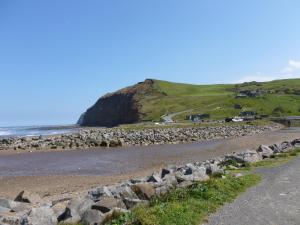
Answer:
[1, 0, 300, 126]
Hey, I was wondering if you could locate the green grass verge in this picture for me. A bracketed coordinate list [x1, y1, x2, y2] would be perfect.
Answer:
[108, 174, 260, 225]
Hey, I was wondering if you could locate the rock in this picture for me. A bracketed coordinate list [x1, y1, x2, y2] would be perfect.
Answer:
[91, 197, 126, 213]
[292, 139, 300, 148]
[112, 184, 138, 200]
[281, 141, 293, 152]
[15, 191, 42, 204]
[88, 186, 113, 202]
[162, 174, 178, 187]
[27, 206, 57, 225]
[155, 185, 169, 196]
[147, 172, 162, 183]
[269, 143, 282, 153]
[240, 150, 261, 163]
[131, 183, 156, 200]
[0, 198, 30, 213]
[0, 211, 28, 225]
[58, 197, 94, 224]
[257, 145, 274, 158]
[81, 209, 104, 225]
[122, 198, 148, 209]
[51, 201, 69, 219]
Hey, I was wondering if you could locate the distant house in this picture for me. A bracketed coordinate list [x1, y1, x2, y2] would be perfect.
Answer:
[236, 89, 264, 98]
[186, 114, 210, 122]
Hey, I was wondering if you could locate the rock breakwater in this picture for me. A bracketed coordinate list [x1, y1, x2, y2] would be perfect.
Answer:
[0, 124, 281, 151]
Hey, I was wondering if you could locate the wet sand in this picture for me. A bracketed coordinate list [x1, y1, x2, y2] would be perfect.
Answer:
[0, 127, 299, 199]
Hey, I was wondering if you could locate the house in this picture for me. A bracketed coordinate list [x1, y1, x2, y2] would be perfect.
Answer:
[236, 89, 264, 98]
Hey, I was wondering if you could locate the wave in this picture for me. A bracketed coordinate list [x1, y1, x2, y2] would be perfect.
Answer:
[0, 131, 11, 136]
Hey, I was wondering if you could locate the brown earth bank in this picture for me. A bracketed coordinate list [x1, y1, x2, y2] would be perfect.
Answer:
[0, 127, 299, 201]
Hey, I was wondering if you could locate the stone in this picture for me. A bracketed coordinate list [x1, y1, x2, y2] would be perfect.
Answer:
[292, 139, 300, 148]
[0, 211, 28, 225]
[0, 198, 30, 213]
[15, 191, 42, 204]
[281, 141, 293, 152]
[81, 209, 104, 225]
[131, 183, 156, 200]
[147, 172, 162, 183]
[269, 143, 282, 153]
[162, 174, 178, 187]
[27, 206, 57, 225]
[241, 150, 261, 163]
[58, 197, 94, 224]
[91, 197, 126, 213]
[88, 186, 113, 202]
[122, 198, 148, 209]
[257, 145, 274, 158]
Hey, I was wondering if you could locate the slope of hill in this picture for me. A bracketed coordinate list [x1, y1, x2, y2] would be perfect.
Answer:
[79, 78, 300, 126]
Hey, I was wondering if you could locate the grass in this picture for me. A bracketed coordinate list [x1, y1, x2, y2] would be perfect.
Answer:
[117, 120, 273, 131]
[108, 174, 260, 225]
[137, 79, 300, 122]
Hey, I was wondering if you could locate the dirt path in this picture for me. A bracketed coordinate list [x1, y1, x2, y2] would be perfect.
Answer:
[206, 156, 300, 225]
[0, 128, 299, 200]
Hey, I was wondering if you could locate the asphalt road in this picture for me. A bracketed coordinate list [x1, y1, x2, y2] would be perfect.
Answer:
[206, 156, 300, 225]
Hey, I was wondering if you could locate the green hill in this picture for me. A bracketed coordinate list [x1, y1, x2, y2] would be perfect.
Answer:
[140, 79, 300, 121]
[79, 78, 300, 126]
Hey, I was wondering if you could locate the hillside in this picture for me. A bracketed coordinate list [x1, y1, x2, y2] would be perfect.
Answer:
[79, 78, 300, 126]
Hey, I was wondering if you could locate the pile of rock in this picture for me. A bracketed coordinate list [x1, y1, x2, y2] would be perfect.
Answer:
[0, 124, 281, 151]
[1, 138, 299, 225]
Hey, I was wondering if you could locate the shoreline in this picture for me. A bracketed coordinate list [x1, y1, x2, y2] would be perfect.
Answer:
[0, 123, 283, 153]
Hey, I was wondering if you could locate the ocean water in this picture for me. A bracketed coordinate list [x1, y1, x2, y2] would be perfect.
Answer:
[0, 125, 79, 138]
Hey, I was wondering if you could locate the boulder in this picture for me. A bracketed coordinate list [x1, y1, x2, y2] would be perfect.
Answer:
[15, 191, 42, 204]
[58, 197, 94, 224]
[91, 197, 126, 213]
[27, 206, 57, 225]
[147, 172, 162, 183]
[241, 150, 262, 163]
[269, 143, 282, 153]
[162, 174, 178, 187]
[122, 198, 148, 209]
[257, 145, 274, 158]
[131, 183, 156, 200]
[81, 209, 104, 225]
[0, 198, 30, 213]
[292, 139, 300, 148]
[281, 141, 293, 152]
[88, 186, 113, 202]
[0, 211, 28, 225]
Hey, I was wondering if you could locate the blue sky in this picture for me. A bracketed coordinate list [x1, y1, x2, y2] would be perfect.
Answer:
[1, 0, 300, 126]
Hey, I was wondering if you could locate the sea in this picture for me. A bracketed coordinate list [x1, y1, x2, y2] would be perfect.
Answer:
[0, 125, 79, 138]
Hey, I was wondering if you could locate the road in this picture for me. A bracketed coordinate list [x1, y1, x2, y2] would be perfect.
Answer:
[161, 109, 193, 123]
[206, 156, 300, 225]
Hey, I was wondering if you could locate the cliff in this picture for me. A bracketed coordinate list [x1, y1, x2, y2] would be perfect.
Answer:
[79, 79, 161, 127]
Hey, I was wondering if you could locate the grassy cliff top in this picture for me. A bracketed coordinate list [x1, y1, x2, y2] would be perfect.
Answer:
[138, 79, 300, 121]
